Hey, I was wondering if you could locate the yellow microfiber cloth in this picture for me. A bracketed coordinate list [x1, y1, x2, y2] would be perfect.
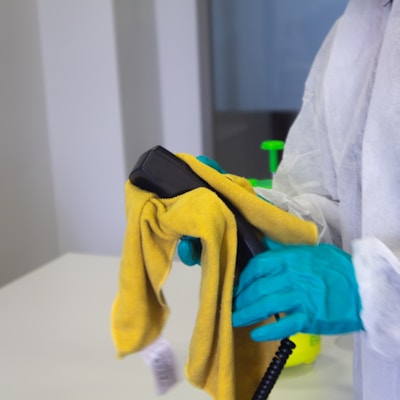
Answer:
[111, 153, 318, 399]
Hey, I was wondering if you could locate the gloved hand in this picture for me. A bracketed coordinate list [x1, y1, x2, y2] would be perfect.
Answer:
[177, 155, 226, 266]
[177, 236, 202, 266]
[196, 155, 227, 174]
[232, 239, 364, 341]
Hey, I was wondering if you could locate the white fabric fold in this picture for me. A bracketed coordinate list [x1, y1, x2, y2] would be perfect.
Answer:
[353, 238, 400, 359]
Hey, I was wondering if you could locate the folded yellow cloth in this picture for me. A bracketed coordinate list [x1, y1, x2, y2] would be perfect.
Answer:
[111, 153, 318, 399]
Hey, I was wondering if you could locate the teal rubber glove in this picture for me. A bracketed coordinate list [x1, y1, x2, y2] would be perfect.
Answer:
[177, 155, 226, 266]
[232, 239, 363, 342]
[177, 236, 202, 266]
[196, 155, 227, 174]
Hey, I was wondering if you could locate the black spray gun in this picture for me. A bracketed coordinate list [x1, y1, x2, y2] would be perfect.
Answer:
[129, 145, 295, 400]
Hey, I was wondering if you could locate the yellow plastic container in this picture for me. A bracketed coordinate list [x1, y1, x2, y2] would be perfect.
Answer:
[249, 140, 322, 368]
[285, 333, 322, 367]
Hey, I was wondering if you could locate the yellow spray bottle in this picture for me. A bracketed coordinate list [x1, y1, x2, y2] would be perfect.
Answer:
[249, 139, 322, 367]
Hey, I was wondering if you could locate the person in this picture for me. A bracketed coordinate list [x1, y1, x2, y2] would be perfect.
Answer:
[179, 0, 400, 398]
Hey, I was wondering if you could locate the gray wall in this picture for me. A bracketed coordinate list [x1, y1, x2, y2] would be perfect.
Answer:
[113, 0, 164, 175]
[0, 0, 58, 286]
[0, 0, 204, 286]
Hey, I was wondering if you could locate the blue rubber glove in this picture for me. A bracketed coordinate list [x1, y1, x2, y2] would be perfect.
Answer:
[177, 155, 226, 266]
[232, 239, 363, 341]
[196, 155, 227, 174]
[177, 236, 202, 266]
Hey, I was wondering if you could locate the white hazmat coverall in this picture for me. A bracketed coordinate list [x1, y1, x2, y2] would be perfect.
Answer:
[256, 0, 400, 398]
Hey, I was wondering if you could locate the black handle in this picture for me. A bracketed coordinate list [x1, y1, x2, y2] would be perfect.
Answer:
[129, 146, 295, 399]
[129, 145, 265, 275]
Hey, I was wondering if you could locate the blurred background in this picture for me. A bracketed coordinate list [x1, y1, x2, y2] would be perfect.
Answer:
[0, 0, 346, 286]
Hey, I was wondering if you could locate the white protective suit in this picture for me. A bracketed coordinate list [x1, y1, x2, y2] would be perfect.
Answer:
[256, 0, 400, 398]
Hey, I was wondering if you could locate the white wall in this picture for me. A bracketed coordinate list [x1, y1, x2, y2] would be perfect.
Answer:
[37, 0, 127, 256]
[0, 0, 58, 286]
[154, 0, 203, 154]
[113, 0, 204, 175]
[0, 0, 205, 285]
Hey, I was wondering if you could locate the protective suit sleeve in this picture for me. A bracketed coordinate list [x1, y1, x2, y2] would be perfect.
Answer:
[352, 237, 400, 360]
[254, 188, 342, 246]
[253, 21, 347, 248]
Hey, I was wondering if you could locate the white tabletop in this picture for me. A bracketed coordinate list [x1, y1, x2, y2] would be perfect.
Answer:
[0, 254, 354, 399]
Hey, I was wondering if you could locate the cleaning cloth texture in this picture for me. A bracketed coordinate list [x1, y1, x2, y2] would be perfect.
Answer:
[111, 153, 318, 399]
